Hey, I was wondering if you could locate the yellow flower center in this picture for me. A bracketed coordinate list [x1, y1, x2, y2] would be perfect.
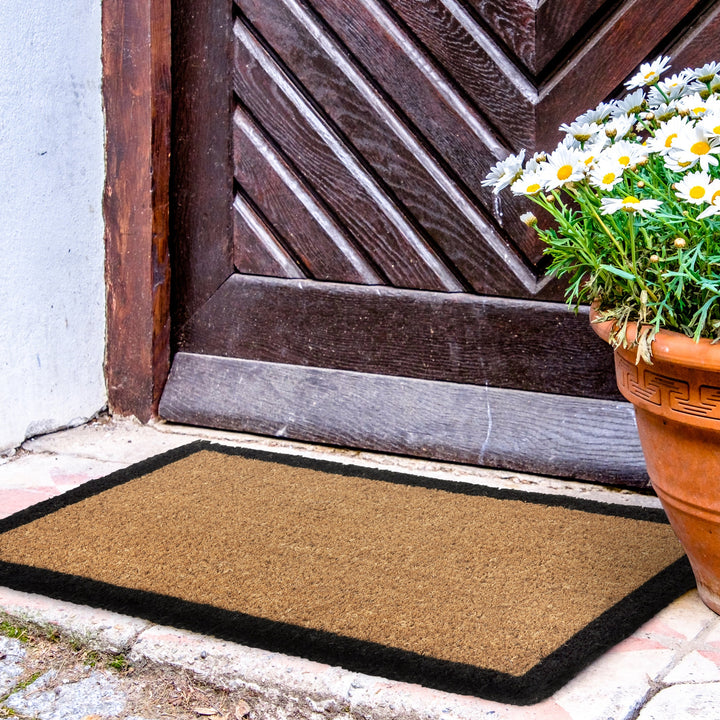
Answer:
[557, 164, 573, 180]
[693, 107, 707, 115]
[622, 196, 640, 205]
[527, 183, 541, 193]
[602, 172, 616, 184]
[690, 186, 706, 199]
[691, 140, 711, 156]
[618, 155, 631, 166]
[644, 71, 656, 81]
[712, 190, 720, 204]
[665, 133, 678, 148]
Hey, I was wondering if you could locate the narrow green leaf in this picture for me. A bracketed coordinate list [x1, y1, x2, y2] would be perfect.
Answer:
[599, 264, 637, 281]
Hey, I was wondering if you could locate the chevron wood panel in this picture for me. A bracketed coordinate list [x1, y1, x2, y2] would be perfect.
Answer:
[466, 0, 609, 75]
[230, 0, 719, 302]
[385, 0, 704, 150]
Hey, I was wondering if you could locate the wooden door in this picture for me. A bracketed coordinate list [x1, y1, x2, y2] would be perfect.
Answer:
[160, 0, 720, 486]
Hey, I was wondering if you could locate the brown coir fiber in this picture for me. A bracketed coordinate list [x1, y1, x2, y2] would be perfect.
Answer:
[0, 443, 689, 694]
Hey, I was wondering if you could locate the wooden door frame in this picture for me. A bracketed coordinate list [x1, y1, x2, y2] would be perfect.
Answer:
[101, 0, 720, 428]
[103, 0, 172, 421]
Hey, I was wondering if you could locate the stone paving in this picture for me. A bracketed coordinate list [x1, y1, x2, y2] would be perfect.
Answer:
[2, 418, 720, 719]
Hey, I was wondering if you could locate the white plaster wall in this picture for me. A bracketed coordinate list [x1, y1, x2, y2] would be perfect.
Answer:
[0, 2, 106, 452]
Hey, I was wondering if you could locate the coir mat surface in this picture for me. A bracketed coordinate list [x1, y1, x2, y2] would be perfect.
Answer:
[0, 441, 694, 704]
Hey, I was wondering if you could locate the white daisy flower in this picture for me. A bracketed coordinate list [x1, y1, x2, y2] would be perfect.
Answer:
[676, 92, 720, 117]
[646, 114, 691, 155]
[600, 196, 662, 216]
[575, 101, 615, 125]
[651, 102, 680, 122]
[664, 152, 699, 173]
[692, 61, 720, 84]
[667, 124, 720, 171]
[603, 114, 636, 141]
[511, 171, 546, 196]
[612, 89, 646, 117]
[580, 138, 610, 168]
[625, 55, 672, 90]
[696, 180, 720, 219]
[674, 171, 717, 205]
[559, 120, 600, 144]
[604, 139, 647, 169]
[525, 152, 548, 173]
[648, 71, 699, 105]
[588, 160, 625, 190]
[520, 211, 538, 227]
[482, 150, 525, 193]
[543, 145, 586, 190]
[561, 133, 582, 151]
[700, 111, 720, 138]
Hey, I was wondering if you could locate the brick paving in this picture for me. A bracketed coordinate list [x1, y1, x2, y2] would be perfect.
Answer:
[2, 418, 720, 719]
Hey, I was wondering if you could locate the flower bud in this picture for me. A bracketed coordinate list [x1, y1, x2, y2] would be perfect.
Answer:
[520, 211, 538, 227]
[649, 254, 660, 263]
[674, 237, 687, 248]
[637, 180, 646, 188]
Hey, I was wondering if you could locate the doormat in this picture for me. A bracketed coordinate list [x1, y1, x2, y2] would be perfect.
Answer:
[0, 441, 694, 705]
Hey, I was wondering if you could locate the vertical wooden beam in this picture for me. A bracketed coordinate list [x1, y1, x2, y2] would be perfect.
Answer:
[103, 0, 171, 420]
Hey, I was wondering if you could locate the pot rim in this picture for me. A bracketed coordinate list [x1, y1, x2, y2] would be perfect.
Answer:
[589, 305, 720, 372]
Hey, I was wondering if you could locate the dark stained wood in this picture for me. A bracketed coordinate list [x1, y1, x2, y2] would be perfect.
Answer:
[233, 18, 466, 293]
[233, 106, 384, 284]
[466, 0, 610, 75]
[385, 0, 703, 152]
[103, 0, 171, 421]
[159, 352, 648, 486]
[238, 0, 546, 276]
[171, 0, 235, 331]
[233, 193, 307, 279]
[666, 1, 720, 72]
[177, 274, 621, 400]
[533, 0, 612, 74]
[378, 0, 537, 148]
[307, 0, 531, 174]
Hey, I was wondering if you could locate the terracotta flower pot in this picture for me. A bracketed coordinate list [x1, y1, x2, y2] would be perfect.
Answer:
[592, 311, 720, 614]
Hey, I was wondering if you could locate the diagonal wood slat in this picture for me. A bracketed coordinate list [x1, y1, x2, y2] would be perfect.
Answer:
[386, 0, 706, 151]
[667, 1, 720, 73]
[233, 192, 307, 279]
[537, 0, 705, 147]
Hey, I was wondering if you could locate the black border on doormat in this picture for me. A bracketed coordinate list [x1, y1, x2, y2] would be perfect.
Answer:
[0, 441, 696, 705]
